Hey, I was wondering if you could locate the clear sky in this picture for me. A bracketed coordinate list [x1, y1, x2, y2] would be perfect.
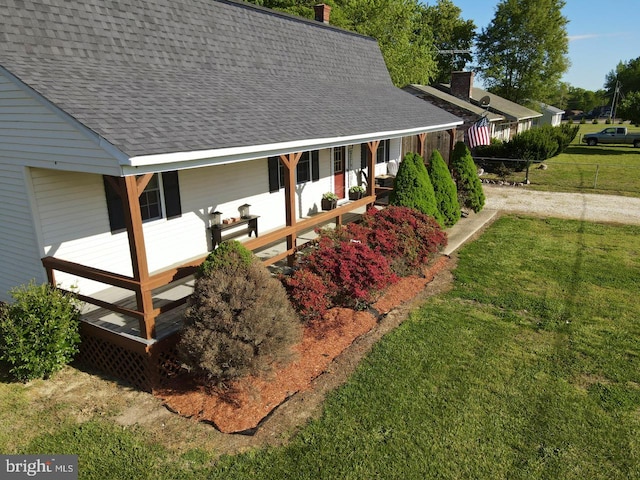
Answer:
[446, 0, 639, 92]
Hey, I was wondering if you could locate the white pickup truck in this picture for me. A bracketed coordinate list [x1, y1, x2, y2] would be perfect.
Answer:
[582, 127, 640, 147]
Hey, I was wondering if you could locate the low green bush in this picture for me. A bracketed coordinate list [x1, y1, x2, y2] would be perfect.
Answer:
[198, 240, 253, 277]
[0, 282, 81, 381]
[475, 124, 578, 174]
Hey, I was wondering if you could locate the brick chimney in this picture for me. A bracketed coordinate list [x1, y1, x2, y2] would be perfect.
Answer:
[314, 4, 331, 24]
[450, 71, 474, 102]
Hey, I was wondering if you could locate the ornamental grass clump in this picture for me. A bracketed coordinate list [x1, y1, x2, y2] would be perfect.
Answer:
[0, 282, 81, 381]
[178, 241, 301, 386]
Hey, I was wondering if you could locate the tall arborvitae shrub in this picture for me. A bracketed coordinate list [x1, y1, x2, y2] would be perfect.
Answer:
[451, 141, 485, 213]
[389, 152, 443, 225]
[428, 150, 461, 227]
[178, 241, 301, 386]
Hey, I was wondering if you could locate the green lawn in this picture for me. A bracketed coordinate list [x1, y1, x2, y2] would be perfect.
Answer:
[481, 123, 640, 197]
[3, 215, 639, 479]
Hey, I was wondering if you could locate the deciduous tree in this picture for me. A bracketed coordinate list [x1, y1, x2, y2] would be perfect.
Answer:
[420, 0, 475, 84]
[474, 0, 569, 105]
[617, 91, 640, 125]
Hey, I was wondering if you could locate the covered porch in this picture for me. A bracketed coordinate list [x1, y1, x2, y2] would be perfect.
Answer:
[40, 139, 433, 390]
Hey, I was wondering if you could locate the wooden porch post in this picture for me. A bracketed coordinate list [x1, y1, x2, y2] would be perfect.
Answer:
[279, 152, 302, 266]
[448, 127, 457, 164]
[417, 132, 427, 159]
[120, 175, 156, 340]
[366, 140, 380, 198]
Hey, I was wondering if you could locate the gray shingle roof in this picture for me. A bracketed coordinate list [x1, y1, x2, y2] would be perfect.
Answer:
[0, 0, 461, 158]
[405, 85, 504, 122]
[438, 84, 542, 121]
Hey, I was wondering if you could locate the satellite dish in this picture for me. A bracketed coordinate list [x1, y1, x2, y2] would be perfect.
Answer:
[479, 95, 491, 108]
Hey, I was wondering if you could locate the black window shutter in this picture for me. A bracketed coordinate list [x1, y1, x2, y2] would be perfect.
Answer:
[360, 143, 367, 169]
[103, 176, 125, 232]
[384, 139, 390, 162]
[268, 156, 280, 193]
[162, 171, 182, 219]
[311, 150, 320, 182]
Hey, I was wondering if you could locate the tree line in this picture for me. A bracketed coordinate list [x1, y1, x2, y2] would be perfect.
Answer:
[248, 0, 636, 120]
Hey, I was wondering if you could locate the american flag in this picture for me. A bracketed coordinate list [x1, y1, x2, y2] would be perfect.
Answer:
[467, 115, 491, 148]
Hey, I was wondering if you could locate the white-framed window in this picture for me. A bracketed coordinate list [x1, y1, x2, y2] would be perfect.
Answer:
[103, 171, 182, 232]
[139, 174, 162, 221]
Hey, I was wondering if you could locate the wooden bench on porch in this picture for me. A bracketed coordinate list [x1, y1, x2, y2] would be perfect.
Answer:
[210, 215, 260, 249]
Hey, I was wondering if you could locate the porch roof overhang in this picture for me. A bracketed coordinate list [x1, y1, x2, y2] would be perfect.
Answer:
[121, 121, 463, 175]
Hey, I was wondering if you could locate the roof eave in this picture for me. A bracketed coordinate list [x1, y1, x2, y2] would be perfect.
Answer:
[121, 121, 463, 175]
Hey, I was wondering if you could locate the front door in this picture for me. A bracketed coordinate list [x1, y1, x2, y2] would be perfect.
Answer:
[333, 146, 346, 199]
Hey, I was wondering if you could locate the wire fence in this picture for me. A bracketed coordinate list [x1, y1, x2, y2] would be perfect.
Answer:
[473, 157, 640, 196]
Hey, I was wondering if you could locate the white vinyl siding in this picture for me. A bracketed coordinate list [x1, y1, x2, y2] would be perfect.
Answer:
[28, 148, 344, 295]
[0, 165, 45, 302]
[0, 72, 122, 175]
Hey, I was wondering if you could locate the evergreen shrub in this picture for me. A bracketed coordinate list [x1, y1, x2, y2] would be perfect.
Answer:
[0, 282, 81, 381]
[509, 126, 559, 161]
[451, 141, 485, 213]
[475, 124, 578, 174]
[427, 150, 461, 227]
[389, 152, 443, 225]
[198, 240, 253, 277]
[179, 241, 301, 386]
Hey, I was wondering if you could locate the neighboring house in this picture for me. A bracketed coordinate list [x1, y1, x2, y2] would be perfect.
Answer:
[535, 103, 565, 127]
[435, 72, 542, 141]
[404, 84, 508, 149]
[0, 0, 462, 388]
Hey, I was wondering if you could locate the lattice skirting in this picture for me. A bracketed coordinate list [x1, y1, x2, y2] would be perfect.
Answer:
[75, 323, 181, 392]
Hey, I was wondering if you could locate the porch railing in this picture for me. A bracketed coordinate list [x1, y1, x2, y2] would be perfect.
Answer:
[41, 194, 376, 342]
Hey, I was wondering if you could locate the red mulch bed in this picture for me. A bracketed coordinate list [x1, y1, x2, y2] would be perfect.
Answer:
[155, 255, 450, 434]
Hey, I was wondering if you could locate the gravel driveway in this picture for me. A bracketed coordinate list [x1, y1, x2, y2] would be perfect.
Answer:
[483, 185, 640, 225]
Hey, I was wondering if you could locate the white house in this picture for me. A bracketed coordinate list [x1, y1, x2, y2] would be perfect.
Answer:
[0, 0, 462, 388]
[403, 84, 509, 144]
[535, 103, 566, 127]
[435, 72, 542, 140]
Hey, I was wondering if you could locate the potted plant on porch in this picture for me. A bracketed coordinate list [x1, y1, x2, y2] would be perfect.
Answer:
[348, 185, 366, 201]
[321, 192, 339, 210]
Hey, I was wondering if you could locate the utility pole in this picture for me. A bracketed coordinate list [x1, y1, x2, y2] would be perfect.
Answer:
[610, 79, 621, 121]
